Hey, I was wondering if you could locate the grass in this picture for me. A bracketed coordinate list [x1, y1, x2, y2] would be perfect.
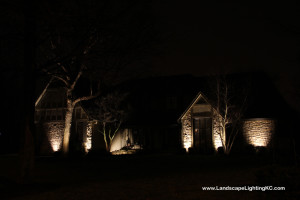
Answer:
[0, 153, 298, 200]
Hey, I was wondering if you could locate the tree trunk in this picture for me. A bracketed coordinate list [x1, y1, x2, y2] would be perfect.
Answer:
[220, 126, 225, 147]
[108, 139, 112, 152]
[221, 126, 229, 154]
[103, 133, 111, 152]
[105, 141, 112, 152]
[62, 101, 74, 155]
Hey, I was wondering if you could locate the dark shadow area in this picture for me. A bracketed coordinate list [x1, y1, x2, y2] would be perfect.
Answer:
[1, 154, 299, 199]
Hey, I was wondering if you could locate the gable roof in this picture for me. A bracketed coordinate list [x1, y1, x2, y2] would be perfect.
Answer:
[35, 77, 54, 107]
[177, 71, 295, 124]
[177, 92, 211, 122]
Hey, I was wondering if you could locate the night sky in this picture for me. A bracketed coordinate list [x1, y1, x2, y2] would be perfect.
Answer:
[1, 1, 300, 132]
[1, 1, 300, 109]
[153, 2, 300, 75]
[150, 2, 300, 111]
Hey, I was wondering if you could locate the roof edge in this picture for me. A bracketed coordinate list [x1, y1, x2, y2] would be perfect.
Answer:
[177, 92, 211, 123]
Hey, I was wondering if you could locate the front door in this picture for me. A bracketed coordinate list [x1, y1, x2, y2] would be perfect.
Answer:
[193, 117, 212, 153]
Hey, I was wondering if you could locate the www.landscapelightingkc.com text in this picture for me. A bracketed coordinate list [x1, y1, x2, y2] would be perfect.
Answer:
[202, 186, 285, 192]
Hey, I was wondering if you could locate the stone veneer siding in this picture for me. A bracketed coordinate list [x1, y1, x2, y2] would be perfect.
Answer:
[243, 118, 275, 147]
[181, 109, 224, 152]
[43, 121, 65, 152]
[84, 122, 93, 152]
[43, 121, 94, 153]
[181, 110, 192, 151]
[212, 110, 223, 151]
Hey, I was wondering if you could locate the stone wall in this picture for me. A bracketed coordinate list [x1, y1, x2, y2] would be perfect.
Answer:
[181, 110, 192, 151]
[43, 122, 64, 152]
[181, 109, 224, 152]
[42, 121, 94, 153]
[83, 122, 93, 153]
[212, 110, 223, 151]
[243, 119, 275, 147]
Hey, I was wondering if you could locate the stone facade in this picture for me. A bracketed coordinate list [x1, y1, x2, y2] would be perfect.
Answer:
[180, 95, 224, 152]
[41, 120, 94, 153]
[83, 122, 93, 152]
[243, 119, 275, 147]
[43, 122, 64, 152]
[180, 92, 277, 153]
[181, 110, 192, 151]
[212, 110, 223, 151]
[35, 88, 95, 154]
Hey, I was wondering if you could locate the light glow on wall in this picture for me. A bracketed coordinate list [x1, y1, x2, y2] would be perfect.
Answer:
[243, 119, 275, 147]
[44, 122, 64, 152]
[213, 130, 223, 151]
[84, 122, 92, 153]
[212, 110, 223, 151]
[181, 111, 192, 152]
[110, 129, 132, 152]
[51, 141, 61, 152]
[183, 137, 192, 152]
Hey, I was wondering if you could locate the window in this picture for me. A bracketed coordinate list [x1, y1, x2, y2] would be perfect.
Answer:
[56, 109, 63, 120]
[46, 110, 51, 120]
[57, 100, 62, 108]
[76, 108, 81, 118]
[51, 114, 56, 120]
[40, 110, 45, 120]
[62, 110, 66, 120]
[81, 110, 87, 119]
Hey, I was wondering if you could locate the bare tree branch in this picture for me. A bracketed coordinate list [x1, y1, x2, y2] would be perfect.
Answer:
[70, 65, 84, 91]
[42, 68, 69, 86]
[35, 77, 54, 106]
[72, 91, 100, 106]
[210, 74, 248, 154]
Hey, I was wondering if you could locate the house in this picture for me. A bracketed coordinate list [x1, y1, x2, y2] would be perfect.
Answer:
[86, 72, 295, 155]
[178, 72, 296, 154]
[35, 85, 96, 154]
[178, 92, 276, 153]
[34, 72, 297, 156]
[179, 92, 221, 153]
[88, 75, 201, 154]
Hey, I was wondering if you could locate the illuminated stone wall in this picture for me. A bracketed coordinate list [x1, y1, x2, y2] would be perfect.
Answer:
[243, 119, 275, 147]
[181, 110, 192, 151]
[212, 110, 223, 151]
[83, 122, 93, 153]
[43, 121, 94, 153]
[181, 109, 223, 152]
[43, 122, 64, 152]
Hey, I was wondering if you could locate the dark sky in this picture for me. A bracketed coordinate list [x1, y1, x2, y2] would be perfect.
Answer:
[1, 1, 299, 111]
[150, 2, 300, 110]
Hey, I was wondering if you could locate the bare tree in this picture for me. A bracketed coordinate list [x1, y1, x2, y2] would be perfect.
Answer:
[210, 74, 248, 154]
[92, 91, 127, 152]
[36, 0, 157, 155]
[37, 11, 101, 155]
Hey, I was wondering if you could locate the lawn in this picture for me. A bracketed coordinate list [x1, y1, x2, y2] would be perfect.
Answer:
[0, 153, 298, 199]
